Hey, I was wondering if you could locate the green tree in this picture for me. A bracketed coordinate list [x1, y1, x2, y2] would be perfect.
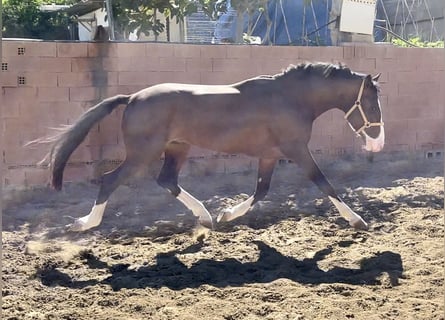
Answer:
[194, 0, 271, 44]
[230, 0, 269, 43]
[111, 0, 199, 39]
[111, 0, 228, 39]
[2, 0, 74, 39]
[2, 0, 227, 41]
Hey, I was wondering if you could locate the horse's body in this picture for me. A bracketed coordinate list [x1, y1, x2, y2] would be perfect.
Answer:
[125, 79, 310, 158]
[43, 62, 384, 232]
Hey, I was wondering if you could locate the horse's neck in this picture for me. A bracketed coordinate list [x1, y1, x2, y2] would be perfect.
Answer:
[301, 77, 359, 119]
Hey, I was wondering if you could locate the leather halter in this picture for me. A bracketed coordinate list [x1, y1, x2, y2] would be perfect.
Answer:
[344, 78, 384, 136]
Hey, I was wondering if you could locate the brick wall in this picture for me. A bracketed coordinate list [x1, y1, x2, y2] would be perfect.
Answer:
[1, 40, 444, 188]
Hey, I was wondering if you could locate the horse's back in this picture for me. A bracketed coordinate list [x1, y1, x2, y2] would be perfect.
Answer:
[132, 83, 239, 100]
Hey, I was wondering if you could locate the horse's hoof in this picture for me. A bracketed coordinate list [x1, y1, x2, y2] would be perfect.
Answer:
[66, 220, 85, 232]
[216, 210, 231, 223]
[199, 218, 214, 230]
[350, 219, 369, 231]
[216, 212, 225, 223]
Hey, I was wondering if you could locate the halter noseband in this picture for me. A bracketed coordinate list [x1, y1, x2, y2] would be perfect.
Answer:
[344, 78, 384, 136]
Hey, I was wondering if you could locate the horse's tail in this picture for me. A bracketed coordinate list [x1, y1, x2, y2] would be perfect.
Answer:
[47, 94, 130, 190]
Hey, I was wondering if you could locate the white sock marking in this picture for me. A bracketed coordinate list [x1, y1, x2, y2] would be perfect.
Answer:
[328, 196, 368, 230]
[177, 188, 213, 229]
[217, 195, 254, 223]
[69, 201, 107, 232]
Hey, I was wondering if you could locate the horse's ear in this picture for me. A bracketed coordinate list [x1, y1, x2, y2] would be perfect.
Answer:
[372, 73, 381, 82]
[364, 74, 373, 87]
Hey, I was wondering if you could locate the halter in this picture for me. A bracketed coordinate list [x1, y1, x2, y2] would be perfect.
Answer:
[344, 78, 384, 136]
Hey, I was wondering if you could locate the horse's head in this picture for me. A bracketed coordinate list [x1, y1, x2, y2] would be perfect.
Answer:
[344, 74, 384, 152]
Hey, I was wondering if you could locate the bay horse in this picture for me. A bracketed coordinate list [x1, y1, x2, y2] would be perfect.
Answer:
[42, 62, 384, 232]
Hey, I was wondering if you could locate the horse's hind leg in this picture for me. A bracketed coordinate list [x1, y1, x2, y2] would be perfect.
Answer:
[69, 135, 165, 232]
[217, 158, 276, 223]
[280, 142, 368, 230]
[68, 159, 142, 231]
[157, 142, 213, 229]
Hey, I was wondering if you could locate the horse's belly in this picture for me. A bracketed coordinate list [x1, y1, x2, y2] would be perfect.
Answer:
[174, 126, 283, 158]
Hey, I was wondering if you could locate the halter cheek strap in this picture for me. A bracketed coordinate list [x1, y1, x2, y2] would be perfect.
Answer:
[344, 79, 384, 136]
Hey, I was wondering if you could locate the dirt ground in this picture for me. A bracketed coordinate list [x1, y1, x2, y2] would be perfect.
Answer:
[2, 154, 444, 320]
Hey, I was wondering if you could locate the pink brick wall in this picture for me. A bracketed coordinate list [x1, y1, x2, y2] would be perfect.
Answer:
[2, 40, 444, 187]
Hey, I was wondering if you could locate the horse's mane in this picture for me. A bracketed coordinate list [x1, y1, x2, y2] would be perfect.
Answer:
[277, 62, 355, 79]
[275, 62, 380, 92]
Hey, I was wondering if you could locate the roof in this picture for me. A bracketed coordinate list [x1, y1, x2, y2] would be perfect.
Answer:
[40, 4, 71, 12]
[62, 0, 104, 17]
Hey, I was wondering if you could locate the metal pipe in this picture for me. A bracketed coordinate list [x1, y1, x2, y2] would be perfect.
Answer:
[104, 0, 115, 40]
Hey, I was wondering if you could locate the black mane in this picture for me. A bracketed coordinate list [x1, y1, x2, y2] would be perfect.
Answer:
[275, 62, 380, 92]
[278, 62, 356, 80]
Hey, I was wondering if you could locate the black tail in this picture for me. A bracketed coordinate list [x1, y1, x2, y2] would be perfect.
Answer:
[49, 94, 130, 190]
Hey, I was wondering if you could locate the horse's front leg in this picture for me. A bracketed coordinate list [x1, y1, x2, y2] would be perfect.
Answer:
[280, 143, 368, 230]
[217, 158, 276, 223]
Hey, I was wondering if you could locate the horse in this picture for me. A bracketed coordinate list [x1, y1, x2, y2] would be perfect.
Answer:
[40, 62, 384, 232]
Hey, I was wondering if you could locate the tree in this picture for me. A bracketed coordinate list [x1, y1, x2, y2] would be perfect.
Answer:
[2, 0, 75, 39]
[2, 0, 227, 41]
[200, 0, 270, 44]
[230, 0, 269, 43]
[111, 0, 209, 39]
[110, 0, 231, 40]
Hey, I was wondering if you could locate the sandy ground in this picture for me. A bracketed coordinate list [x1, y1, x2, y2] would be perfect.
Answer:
[2, 155, 444, 320]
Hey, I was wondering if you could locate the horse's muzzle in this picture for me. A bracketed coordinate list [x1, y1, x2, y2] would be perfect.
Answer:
[363, 126, 385, 152]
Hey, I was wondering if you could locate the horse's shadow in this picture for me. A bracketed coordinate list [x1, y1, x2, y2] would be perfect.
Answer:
[36, 241, 403, 291]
